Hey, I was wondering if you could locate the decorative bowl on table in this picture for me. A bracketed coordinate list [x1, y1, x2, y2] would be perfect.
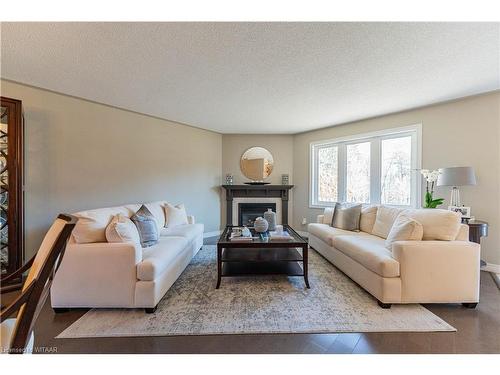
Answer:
[253, 217, 269, 233]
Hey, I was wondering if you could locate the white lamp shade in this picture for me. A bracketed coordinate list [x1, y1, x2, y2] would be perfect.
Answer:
[437, 167, 477, 186]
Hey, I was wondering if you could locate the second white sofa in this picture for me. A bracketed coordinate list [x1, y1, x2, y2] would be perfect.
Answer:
[51, 201, 203, 313]
[308, 206, 480, 308]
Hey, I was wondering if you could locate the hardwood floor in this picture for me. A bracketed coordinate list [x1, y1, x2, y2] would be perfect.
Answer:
[7, 237, 500, 354]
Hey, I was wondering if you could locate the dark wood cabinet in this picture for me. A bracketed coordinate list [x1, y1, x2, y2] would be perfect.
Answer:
[1, 96, 24, 284]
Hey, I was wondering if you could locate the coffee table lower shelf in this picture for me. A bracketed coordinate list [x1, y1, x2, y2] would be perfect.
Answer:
[221, 261, 304, 277]
[216, 246, 310, 289]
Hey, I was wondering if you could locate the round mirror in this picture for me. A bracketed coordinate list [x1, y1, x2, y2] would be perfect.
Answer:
[240, 147, 274, 181]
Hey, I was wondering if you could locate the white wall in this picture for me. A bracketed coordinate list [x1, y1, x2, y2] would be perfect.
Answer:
[293, 91, 500, 265]
[1, 80, 222, 258]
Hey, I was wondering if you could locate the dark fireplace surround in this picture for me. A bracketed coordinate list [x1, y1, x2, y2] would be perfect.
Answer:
[222, 184, 294, 226]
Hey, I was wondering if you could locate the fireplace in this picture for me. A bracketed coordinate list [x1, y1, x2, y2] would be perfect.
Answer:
[222, 184, 293, 226]
[238, 203, 276, 227]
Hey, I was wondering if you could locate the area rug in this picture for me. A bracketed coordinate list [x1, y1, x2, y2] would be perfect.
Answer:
[57, 245, 455, 338]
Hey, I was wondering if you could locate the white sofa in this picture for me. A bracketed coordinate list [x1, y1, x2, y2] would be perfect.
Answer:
[51, 201, 203, 313]
[308, 206, 480, 308]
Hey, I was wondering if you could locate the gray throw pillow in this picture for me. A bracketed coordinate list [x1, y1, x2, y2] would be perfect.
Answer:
[332, 203, 362, 231]
[131, 205, 159, 248]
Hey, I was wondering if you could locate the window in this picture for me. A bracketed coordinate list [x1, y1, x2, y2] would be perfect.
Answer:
[346, 142, 370, 203]
[310, 125, 421, 208]
[381, 136, 412, 205]
[317, 146, 338, 202]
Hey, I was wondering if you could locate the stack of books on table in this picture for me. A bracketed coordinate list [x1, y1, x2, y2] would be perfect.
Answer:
[229, 235, 253, 242]
[229, 231, 255, 242]
[268, 231, 292, 241]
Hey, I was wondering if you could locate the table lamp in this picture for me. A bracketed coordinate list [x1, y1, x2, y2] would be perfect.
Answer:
[437, 166, 476, 206]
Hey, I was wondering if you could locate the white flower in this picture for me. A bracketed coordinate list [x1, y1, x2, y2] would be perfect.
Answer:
[421, 169, 440, 182]
[421, 169, 441, 182]
[429, 170, 441, 182]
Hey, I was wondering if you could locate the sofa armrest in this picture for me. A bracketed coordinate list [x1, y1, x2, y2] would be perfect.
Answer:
[316, 215, 325, 224]
[187, 215, 195, 224]
[51, 242, 142, 307]
[392, 240, 480, 302]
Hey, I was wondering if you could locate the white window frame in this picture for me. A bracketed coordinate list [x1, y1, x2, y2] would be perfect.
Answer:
[309, 124, 422, 208]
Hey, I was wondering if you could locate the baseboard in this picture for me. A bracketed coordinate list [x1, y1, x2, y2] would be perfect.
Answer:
[203, 230, 222, 239]
[482, 262, 500, 274]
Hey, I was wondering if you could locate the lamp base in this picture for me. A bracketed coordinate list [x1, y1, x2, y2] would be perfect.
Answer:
[450, 186, 460, 207]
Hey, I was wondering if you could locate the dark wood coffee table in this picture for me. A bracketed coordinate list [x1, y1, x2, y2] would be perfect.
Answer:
[216, 225, 309, 289]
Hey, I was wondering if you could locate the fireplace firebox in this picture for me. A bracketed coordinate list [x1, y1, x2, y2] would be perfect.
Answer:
[238, 203, 276, 227]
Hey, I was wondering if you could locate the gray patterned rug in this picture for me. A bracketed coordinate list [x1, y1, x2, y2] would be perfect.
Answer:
[57, 245, 454, 338]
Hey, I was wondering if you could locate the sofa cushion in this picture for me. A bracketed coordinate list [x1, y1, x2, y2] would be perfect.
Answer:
[160, 223, 204, 242]
[371, 206, 404, 239]
[164, 203, 189, 227]
[105, 214, 141, 244]
[359, 205, 378, 233]
[73, 205, 133, 243]
[400, 209, 462, 241]
[308, 223, 371, 246]
[323, 207, 335, 226]
[131, 205, 160, 248]
[333, 235, 400, 278]
[385, 215, 423, 250]
[332, 203, 362, 231]
[144, 201, 167, 232]
[137, 236, 188, 281]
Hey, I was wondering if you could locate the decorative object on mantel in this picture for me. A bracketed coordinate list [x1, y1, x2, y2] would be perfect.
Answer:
[264, 208, 276, 231]
[281, 174, 289, 185]
[254, 217, 269, 233]
[225, 173, 233, 185]
[437, 166, 476, 207]
[420, 169, 444, 208]
[240, 146, 274, 183]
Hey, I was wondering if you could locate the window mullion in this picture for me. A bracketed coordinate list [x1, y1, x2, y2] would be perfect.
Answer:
[312, 145, 319, 206]
[338, 144, 346, 203]
[370, 138, 381, 204]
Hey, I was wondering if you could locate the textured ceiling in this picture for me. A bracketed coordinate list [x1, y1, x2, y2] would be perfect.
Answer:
[1, 22, 499, 134]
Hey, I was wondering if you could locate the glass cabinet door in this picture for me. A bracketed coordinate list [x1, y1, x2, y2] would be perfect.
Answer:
[0, 97, 23, 281]
[0, 105, 8, 273]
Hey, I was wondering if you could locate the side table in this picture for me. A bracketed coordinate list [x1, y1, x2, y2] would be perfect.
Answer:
[466, 220, 488, 267]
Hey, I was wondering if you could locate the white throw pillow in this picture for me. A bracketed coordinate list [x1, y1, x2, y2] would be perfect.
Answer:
[385, 215, 423, 250]
[164, 203, 188, 227]
[73, 205, 131, 243]
[144, 201, 167, 233]
[371, 206, 404, 239]
[400, 209, 462, 241]
[105, 214, 141, 244]
[323, 206, 335, 226]
[359, 205, 378, 233]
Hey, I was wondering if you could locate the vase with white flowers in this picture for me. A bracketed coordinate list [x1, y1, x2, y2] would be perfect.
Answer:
[420, 169, 444, 208]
